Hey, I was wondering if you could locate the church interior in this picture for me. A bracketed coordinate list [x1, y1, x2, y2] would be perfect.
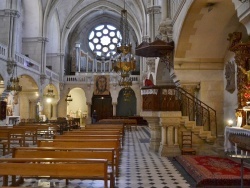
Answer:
[0, 0, 250, 187]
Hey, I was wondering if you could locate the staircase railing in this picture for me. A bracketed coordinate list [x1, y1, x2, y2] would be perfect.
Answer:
[175, 87, 217, 137]
[141, 86, 217, 137]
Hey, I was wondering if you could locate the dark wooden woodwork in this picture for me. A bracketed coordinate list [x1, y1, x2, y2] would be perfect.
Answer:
[91, 95, 113, 121]
[141, 86, 181, 111]
[228, 32, 250, 108]
[0, 101, 7, 120]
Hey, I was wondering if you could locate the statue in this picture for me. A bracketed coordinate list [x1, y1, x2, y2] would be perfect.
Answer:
[238, 65, 250, 85]
[225, 61, 235, 93]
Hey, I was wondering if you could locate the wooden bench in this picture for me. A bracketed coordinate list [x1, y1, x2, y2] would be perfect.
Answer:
[98, 119, 137, 131]
[0, 158, 110, 188]
[63, 130, 123, 145]
[12, 147, 115, 186]
[64, 130, 121, 136]
[0, 127, 26, 148]
[16, 125, 38, 144]
[84, 124, 125, 136]
[124, 119, 137, 131]
[54, 134, 123, 146]
[0, 130, 10, 155]
[19, 123, 59, 138]
[37, 139, 121, 176]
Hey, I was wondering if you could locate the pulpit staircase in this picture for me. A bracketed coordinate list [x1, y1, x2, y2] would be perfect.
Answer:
[175, 87, 217, 142]
[141, 86, 217, 146]
[175, 87, 217, 146]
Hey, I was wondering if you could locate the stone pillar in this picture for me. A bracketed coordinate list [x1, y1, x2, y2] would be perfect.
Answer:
[161, 0, 168, 21]
[147, 4, 161, 42]
[75, 43, 81, 73]
[86, 102, 92, 124]
[174, 126, 179, 145]
[112, 102, 117, 116]
[52, 103, 57, 120]
[158, 111, 181, 156]
[161, 126, 167, 145]
[40, 37, 48, 75]
[59, 53, 65, 82]
[140, 111, 161, 152]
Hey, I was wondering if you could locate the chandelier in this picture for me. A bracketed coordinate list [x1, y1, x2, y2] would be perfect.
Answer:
[112, 2, 136, 89]
[7, 63, 22, 92]
[65, 88, 73, 102]
[44, 77, 55, 98]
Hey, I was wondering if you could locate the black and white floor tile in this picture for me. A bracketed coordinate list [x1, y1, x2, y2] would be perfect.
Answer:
[0, 126, 195, 188]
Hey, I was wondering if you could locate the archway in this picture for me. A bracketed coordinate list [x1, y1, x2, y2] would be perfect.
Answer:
[117, 88, 136, 117]
[67, 88, 87, 125]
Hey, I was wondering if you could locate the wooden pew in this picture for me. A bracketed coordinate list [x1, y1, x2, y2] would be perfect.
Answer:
[12, 147, 115, 187]
[84, 124, 125, 136]
[0, 158, 110, 188]
[64, 130, 121, 136]
[37, 139, 121, 176]
[19, 123, 59, 138]
[0, 127, 26, 148]
[16, 125, 38, 144]
[98, 119, 137, 131]
[54, 134, 123, 146]
[124, 119, 137, 131]
[63, 130, 123, 146]
[0, 130, 10, 155]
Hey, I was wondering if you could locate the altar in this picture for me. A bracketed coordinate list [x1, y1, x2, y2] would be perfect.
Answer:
[224, 126, 250, 153]
[6, 116, 20, 125]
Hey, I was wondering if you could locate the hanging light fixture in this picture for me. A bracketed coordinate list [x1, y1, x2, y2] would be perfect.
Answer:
[44, 77, 55, 98]
[65, 88, 73, 102]
[6, 63, 22, 92]
[112, 0, 136, 89]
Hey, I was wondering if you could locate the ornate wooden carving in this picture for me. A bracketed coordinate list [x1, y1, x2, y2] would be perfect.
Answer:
[141, 86, 181, 111]
[228, 32, 250, 108]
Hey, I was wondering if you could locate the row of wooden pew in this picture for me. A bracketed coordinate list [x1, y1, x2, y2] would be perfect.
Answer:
[0, 124, 59, 155]
[0, 123, 126, 188]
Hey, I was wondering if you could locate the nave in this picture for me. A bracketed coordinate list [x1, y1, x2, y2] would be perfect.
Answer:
[0, 126, 194, 188]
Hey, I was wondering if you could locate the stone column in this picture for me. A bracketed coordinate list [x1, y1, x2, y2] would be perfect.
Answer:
[159, 111, 181, 156]
[147, 3, 161, 42]
[40, 37, 48, 75]
[86, 102, 92, 124]
[52, 103, 57, 120]
[75, 43, 81, 72]
[59, 53, 65, 82]
[140, 111, 161, 152]
[174, 126, 178, 145]
[161, 126, 167, 145]
[112, 102, 117, 116]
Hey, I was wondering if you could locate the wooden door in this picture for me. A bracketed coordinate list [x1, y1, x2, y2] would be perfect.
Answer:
[0, 101, 7, 120]
[91, 96, 112, 121]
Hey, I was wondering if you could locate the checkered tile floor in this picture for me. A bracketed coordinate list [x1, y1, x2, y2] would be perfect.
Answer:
[0, 126, 194, 188]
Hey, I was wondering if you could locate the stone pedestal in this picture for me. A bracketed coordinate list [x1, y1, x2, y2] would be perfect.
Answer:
[140, 111, 161, 152]
[141, 111, 182, 156]
[159, 111, 182, 156]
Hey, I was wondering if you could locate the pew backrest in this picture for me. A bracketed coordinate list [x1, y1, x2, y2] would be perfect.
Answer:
[0, 158, 109, 188]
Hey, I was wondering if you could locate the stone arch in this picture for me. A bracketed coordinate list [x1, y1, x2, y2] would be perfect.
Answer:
[117, 88, 136, 116]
